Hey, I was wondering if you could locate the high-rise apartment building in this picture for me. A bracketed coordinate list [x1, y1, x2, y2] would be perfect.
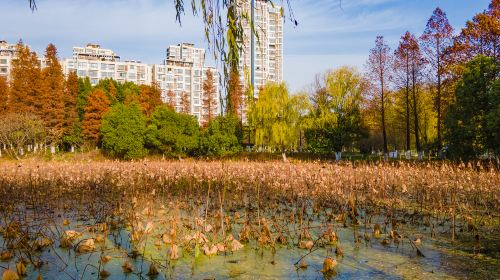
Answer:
[0, 40, 17, 80]
[238, 0, 283, 92]
[1, 40, 219, 123]
[152, 43, 220, 122]
[61, 43, 152, 86]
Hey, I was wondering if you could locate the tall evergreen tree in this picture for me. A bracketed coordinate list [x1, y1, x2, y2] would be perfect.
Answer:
[77, 77, 92, 121]
[82, 88, 111, 145]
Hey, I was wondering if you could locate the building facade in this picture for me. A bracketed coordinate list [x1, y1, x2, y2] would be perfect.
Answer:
[1, 40, 220, 123]
[0, 40, 17, 80]
[152, 43, 220, 122]
[61, 43, 153, 86]
[237, 0, 283, 92]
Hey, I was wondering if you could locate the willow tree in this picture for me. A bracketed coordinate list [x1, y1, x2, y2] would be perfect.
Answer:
[306, 67, 366, 159]
[250, 82, 309, 161]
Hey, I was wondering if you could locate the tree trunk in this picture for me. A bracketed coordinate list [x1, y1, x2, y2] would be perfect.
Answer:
[406, 55, 411, 154]
[436, 37, 442, 158]
[412, 68, 421, 160]
[282, 151, 287, 162]
[380, 68, 388, 160]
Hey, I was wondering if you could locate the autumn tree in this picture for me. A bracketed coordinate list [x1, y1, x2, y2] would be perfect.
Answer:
[421, 7, 454, 155]
[138, 83, 162, 116]
[449, 0, 499, 66]
[202, 69, 218, 126]
[366, 36, 392, 159]
[394, 31, 416, 155]
[0, 76, 8, 114]
[166, 90, 176, 109]
[227, 69, 243, 119]
[40, 43, 66, 146]
[180, 92, 191, 114]
[409, 38, 426, 159]
[9, 42, 42, 115]
[82, 89, 111, 145]
[63, 71, 80, 148]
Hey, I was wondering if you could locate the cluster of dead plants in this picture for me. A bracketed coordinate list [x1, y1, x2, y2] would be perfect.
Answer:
[0, 160, 498, 279]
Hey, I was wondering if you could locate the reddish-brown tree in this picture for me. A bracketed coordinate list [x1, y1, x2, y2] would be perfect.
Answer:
[202, 69, 218, 126]
[40, 43, 66, 140]
[420, 7, 454, 152]
[227, 70, 243, 119]
[408, 37, 426, 159]
[138, 83, 162, 116]
[9, 42, 42, 115]
[82, 88, 111, 144]
[180, 92, 191, 114]
[0, 76, 8, 114]
[366, 36, 392, 158]
[64, 71, 79, 136]
[394, 31, 418, 153]
[166, 90, 176, 109]
[449, 0, 499, 65]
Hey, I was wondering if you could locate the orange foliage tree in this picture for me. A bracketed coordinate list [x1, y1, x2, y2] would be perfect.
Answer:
[166, 90, 176, 109]
[202, 69, 218, 126]
[181, 92, 191, 114]
[9, 42, 42, 115]
[64, 71, 79, 141]
[0, 76, 8, 114]
[40, 44, 66, 142]
[449, 0, 499, 66]
[139, 83, 162, 116]
[82, 89, 111, 145]
[227, 70, 243, 119]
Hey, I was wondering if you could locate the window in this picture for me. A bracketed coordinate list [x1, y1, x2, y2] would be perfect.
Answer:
[0, 59, 7, 65]
[78, 62, 87, 68]
[0, 67, 7, 73]
[101, 64, 107, 70]
[77, 70, 87, 76]
[90, 63, 98, 69]
[108, 64, 115, 70]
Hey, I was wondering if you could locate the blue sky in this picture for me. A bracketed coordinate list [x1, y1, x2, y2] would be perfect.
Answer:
[0, 0, 491, 92]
